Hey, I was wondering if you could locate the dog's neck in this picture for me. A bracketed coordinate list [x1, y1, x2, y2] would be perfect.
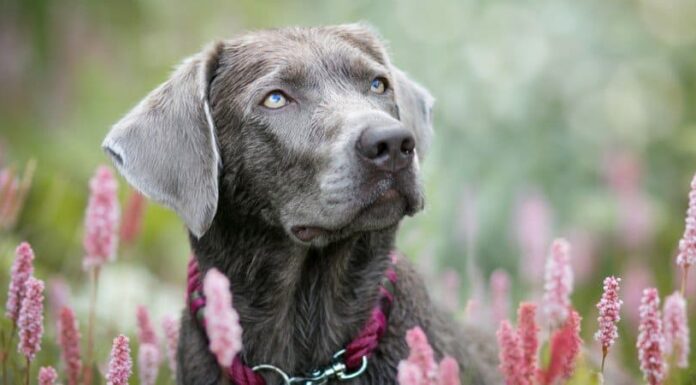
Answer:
[189, 194, 397, 374]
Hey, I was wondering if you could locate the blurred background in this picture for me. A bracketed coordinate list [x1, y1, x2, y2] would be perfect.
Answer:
[2, 0, 696, 382]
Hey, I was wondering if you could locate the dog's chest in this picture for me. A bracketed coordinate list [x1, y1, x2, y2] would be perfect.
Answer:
[241, 286, 370, 372]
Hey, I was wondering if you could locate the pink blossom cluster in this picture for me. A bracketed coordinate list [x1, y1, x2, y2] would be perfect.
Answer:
[58, 306, 82, 385]
[162, 314, 180, 377]
[38, 366, 58, 385]
[136, 305, 158, 345]
[136, 306, 161, 385]
[662, 291, 689, 368]
[397, 327, 460, 385]
[17, 276, 45, 361]
[539, 311, 582, 385]
[120, 189, 147, 244]
[497, 320, 527, 385]
[138, 343, 161, 385]
[637, 288, 665, 385]
[106, 334, 133, 385]
[5, 242, 35, 322]
[594, 276, 622, 352]
[496, 302, 581, 385]
[514, 192, 552, 283]
[497, 303, 582, 385]
[677, 173, 696, 268]
[48, 278, 70, 319]
[542, 239, 574, 327]
[203, 268, 243, 368]
[83, 165, 120, 269]
[490, 269, 510, 324]
[516, 303, 539, 382]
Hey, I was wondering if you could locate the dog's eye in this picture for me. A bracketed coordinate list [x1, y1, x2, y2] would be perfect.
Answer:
[370, 77, 388, 94]
[262, 91, 288, 109]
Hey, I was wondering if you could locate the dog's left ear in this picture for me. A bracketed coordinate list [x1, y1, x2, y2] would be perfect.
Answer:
[102, 42, 223, 238]
[392, 68, 435, 159]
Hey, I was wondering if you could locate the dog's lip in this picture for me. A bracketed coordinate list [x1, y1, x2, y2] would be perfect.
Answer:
[291, 225, 328, 242]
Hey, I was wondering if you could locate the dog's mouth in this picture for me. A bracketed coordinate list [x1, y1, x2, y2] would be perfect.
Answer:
[290, 187, 408, 243]
[290, 225, 327, 242]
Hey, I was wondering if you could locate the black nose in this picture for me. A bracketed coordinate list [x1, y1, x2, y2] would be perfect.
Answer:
[356, 124, 415, 172]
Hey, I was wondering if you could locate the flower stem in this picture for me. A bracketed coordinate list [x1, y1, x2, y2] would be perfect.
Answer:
[83, 266, 101, 385]
[24, 357, 30, 385]
[681, 265, 689, 296]
[2, 323, 16, 385]
[1, 329, 6, 385]
[600, 350, 607, 373]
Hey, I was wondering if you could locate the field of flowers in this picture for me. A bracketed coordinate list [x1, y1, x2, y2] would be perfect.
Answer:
[1, 162, 695, 384]
[2, 0, 696, 384]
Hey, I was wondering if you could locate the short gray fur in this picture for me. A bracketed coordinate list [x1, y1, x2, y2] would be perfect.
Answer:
[103, 24, 502, 385]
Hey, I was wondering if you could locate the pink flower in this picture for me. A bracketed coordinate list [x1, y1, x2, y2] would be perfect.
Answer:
[5, 242, 35, 322]
[542, 238, 574, 327]
[83, 165, 120, 269]
[496, 320, 528, 385]
[677, 173, 696, 268]
[490, 269, 511, 324]
[397, 327, 461, 385]
[203, 268, 243, 368]
[17, 276, 44, 361]
[106, 335, 133, 385]
[567, 229, 597, 283]
[437, 357, 460, 385]
[514, 192, 553, 284]
[404, 327, 437, 382]
[623, 263, 654, 327]
[58, 306, 82, 385]
[594, 277, 623, 353]
[136, 305, 158, 345]
[663, 291, 689, 368]
[539, 310, 582, 385]
[398, 361, 425, 385]
[47, 278, 70, 319]
[603, 149, 641, 194]
[677, 173, 696, 293]
[138, 343, 161, 385]
[603, 150, 654, 250]
[162, 315, 180, 377]
[120, 190, 146, 244]
[637, 288, 665, 385]
[516, 303, 538, 384]
[38, 366, 58, 385]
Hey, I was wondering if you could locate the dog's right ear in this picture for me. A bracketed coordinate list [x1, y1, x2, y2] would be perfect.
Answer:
[102, 43, 223, 238]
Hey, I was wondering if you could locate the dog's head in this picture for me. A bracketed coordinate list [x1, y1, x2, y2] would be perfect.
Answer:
[103, 24, 434, 246]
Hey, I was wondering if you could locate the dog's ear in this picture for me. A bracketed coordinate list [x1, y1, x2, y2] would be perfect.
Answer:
[102, 43, 224, 238]
[393, 68, 435, 159]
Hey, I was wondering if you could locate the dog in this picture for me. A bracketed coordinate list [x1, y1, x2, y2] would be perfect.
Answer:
[102, 24, 502, 385]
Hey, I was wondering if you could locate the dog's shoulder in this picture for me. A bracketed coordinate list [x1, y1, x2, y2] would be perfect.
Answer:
[387, 257, 502, 385]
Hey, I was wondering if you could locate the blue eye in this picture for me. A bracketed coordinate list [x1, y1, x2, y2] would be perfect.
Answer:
[262, 91, 288, 109]
[370, 78, 387, 94]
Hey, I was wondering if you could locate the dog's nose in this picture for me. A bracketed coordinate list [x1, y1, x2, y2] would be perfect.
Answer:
[356, 124, 415, 172]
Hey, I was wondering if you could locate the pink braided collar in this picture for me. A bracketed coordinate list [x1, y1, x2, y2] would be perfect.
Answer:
[187, 252, 399, 385]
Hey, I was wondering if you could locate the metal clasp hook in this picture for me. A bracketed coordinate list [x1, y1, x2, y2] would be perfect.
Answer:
[252, 350, 368, 385]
